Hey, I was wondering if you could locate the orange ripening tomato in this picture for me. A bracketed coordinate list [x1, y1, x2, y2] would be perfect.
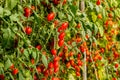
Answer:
[98, 13, 102, 19]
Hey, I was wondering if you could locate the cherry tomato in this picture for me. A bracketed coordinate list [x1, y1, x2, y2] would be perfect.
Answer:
[36, 45, 42, 50]
[30, 58, 35, 64]
[49, 69, 53, 75]
[12, 68, 19, 75]
[20, 48, 24, 54]
[97, 13, 102, 19]
[70, 59, 75, 67]
[63, 0, 67, 5]
[10, 64, 14, 70]
[41, 78, 47, 80]
[53, 61, 59, 68]
[36, 66, 41, 73]
[69, 51, 74, 57]
[43, 69, 49, 77]
[76, 23, 81, 28]
[24, 7, 32, 17]
[53, 0, 60, 5]
[54, 67, 59, 73]
[96, 0, 101, 5]
[51, 49, 57, 55]
[77, 60, 83, 66]
[115, 63, 119, 68]
[58, 32, 65, 40]
[0, 74, 4, 80]
[112, 78, 117, 80]
[66, 62, 70, 68]
[79, 46, 86, 53]
[52, 77, 59, 80]
[25, 26, 32, 35]
[75, 66, 80, 72]
[31, 5, 35, 10]
[77, 53, 81, 59]
[58, 39, 64, 47]
[47, 12, 55, 21]
[76, 71, 80, 76]
[100, 48, 104, 53]
[48, 62, 53, 68]
[53, 56, 60, 62]
[61, 22, 68, 30]
[34, 74, 38, 80]
[59, 52, 63, 57]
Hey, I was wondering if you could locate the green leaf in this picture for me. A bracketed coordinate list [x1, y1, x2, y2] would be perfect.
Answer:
[10, 14, 19, 21]
[98, 25, 104, 37]
[3, 9, 11, 16]
[9, 72, 14, 80]
[58, 12, 65, 20]
[0, 7, 3, 17]
[24, 49, 29, 59]
[0, 63, 4, 67]
[69, 5, 77, 15]
[95, 6, 100, 13]
[89, 2, 94, 10]
[32, 51, 36, 59]
[93, 24, 98, 35]
[91, 12, 97, 22]
[19, 71, 25, 80]
[42, 54, 48, 68]
[5, 59, 12, 70]
[68, 14, 72, 21]
[5, 0, 18, 10]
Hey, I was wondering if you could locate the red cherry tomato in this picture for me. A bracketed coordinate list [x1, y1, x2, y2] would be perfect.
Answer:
[36, 45, 42, 50]
[61, 22, 68, 30]
[53, 61, 59, 68]
[34, 74, 38, 80]
[70, 59, 75, 67]
[41, 78, 47, 80]
[76, 71, 80, 76]
[77, 60, 83, 66]
[12, 68, 19, 75]
[51, 49, 57, 55]
[53, 0, 60, 5]
[48, 62, 53, 68]
[96, 0, 101, 5]
[0, 74, 4, 80]
[36, 66, 41, 73]
[47, 12, 55, 21]
[24, 7, 32, 17]
[66, 62, 70, 68]
[52, 77, 59, 80]
[58, 32, 65, 40]
[54, 67, 59, 73]
[76, 23, 81, 28]
[115, 63, 119, 68]
[58, 39, 64, 47]
[79, 46, 86, 53]
[75, 66, 80, 72]
[63, 0, 67, 5]
[30, 58, 35, 64]
[49, 69, 53, 75]
[25, 26, 32, 35]
[43, 69, 49, 77]
[53, 56, 60, 62]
